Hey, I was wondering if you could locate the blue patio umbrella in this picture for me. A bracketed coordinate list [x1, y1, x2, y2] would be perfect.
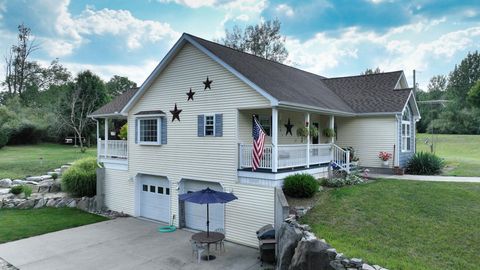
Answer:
[179, 187, 238, 236]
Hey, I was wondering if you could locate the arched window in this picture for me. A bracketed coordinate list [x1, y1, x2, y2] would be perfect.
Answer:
[401, 106, 411, 152]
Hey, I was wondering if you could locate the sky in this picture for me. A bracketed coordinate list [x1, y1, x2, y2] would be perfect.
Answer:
[0, 0, 479, 90]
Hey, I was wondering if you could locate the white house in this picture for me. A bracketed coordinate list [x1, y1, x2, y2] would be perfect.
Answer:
[89, 33, 420, 247]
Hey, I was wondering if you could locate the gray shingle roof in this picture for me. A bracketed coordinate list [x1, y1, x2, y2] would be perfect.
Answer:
[186, 34, 411, 114]
[322, 72, 411, 113]
[90, 87, 139, 117]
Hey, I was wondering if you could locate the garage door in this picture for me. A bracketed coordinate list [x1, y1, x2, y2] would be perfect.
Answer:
[183, 180, 224, 231]
[139, 175, 170, 223]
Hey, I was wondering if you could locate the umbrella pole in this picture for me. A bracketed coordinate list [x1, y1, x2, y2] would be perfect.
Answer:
[207, 203, 210, 237]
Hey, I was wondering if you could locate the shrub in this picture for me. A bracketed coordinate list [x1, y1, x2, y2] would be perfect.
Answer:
[62, 157, 98, 197]
[51, 173, 58, 180]
[0, 128, 8, 149]
[407, 152, 444, 175]
[10, 185, 23, 195]
[119, 123, 128, 140]
[283, 173, 319, 198]
[6, 120, 44, 145]
[22, 185, 32, 198]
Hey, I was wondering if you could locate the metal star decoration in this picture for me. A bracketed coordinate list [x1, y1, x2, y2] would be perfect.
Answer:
[170, 103, 182, 122]
[203, 76, 213, 90]
[284, 118, 294, 136]
[186, 88, 195, 101]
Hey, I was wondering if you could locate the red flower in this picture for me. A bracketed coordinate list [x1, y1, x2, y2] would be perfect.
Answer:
[378, 151, 392, 161]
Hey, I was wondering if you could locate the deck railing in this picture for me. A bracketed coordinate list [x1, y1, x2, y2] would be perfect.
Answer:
[98, 139, 128, 160]
[239, 143, 332, 170]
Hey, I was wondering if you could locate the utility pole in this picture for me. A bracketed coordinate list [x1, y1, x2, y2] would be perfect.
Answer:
[413, 69, 416, 94]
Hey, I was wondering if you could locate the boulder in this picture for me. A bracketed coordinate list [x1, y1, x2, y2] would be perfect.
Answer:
[0, 179, 12, 188]
[0, 188, 10, 195]
[76, 197, 89, 211]
[34, 198, 46, 208]
[330, 260, 347, 270]
[13, 179, 26, 185]
[67, 199, 77, 208]
[17, 199, 35, 209]
[60, 165, 71, 174]
[26, 176, 43, 182]
[55, 198, 69, 208]
[351, 258, 363, 268]
[46, 198, 57, 207]
[362, 264, 376, 270]
[289, 239, 332, 270]
[40, 175, 52, 180]
[276, 223, 304, 270]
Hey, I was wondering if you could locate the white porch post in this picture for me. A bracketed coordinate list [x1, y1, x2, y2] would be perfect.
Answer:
[272, 108, 278, 173]
[329, 115, 335, 144]
[306, 113, 310, 168]
[104, 118, 109, 159]
[96, 119, 100, 160]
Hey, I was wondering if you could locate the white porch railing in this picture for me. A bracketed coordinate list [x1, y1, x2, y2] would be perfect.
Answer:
[331, 144, 350, 173]
[239, 143, 332, 170]
[98, 139, 128, 160]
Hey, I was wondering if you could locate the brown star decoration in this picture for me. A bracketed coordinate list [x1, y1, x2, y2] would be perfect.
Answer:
[203, 76, 213, 90]
[170, 103, 182, 122]
[186, 88, 195, 101]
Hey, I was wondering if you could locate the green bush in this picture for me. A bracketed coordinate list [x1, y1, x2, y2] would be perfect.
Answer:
[22, 185, 32, 198]
[119, 123, 128, 140]
[10, 185, 23, 195]
[407, 152, 445, 175]
[0, 128, 8, 149]
[62, 157, 98, 197]
[283, 173, 319, 198]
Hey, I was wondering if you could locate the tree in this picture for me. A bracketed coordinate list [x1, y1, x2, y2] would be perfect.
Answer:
[58, 71, 108, 150]
[447, 51, 480, 105]
[468, 80, 480, 108]
[219, 18, 289, 63]
[105, 75, 137, 98]
[362, 67, 382, 75]
[3, 23, 39, 95]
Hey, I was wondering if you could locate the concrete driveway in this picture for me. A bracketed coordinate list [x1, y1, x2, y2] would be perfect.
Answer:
[0, 218, 266, 270]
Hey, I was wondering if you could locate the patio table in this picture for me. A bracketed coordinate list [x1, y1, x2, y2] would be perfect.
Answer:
[191, 232, 225, 261]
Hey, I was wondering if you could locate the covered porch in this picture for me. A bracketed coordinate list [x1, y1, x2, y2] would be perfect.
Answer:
[95, 116, 128, 165]
[237, 107, 351, 174]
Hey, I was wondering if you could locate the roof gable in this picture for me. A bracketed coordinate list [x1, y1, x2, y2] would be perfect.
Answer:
[90, 87, 139, 117]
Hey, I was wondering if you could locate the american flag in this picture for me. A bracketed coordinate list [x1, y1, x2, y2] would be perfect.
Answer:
[252, 116, 266, 171]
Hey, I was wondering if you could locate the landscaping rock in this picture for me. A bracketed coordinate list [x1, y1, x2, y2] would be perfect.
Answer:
[40, 175, 52, 180]
[362, 264, 376, 270]
[276, 223, 303, 270]
[67, 199, 77, 208]
[46, 198, 58, 207]
[26, 176, 43, 182]
[55, 198, 69, 208]
[0, 188, 10, 195]
[351, 258, 363, 268]
[34, 198, 46, 208]
[17, 199, 35, 209]
[0, 178, 12, 188]
[60, 165, 71, 174]
[289, 239, 332, 270]
[77, 197, 89, 211]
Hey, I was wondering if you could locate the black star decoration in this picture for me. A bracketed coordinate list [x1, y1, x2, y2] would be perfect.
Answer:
[284, 118, 294, 136]
[170, 103, 182, 122]
[203, 76, 213, 90]
[186, 88, 195, 101]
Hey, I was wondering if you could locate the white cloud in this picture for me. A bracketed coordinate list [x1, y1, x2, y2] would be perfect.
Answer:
[276, 4, 294, 17]
[158, 0, 215, 8]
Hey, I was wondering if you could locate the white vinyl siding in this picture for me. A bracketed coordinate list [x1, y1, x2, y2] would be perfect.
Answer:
[104, 169, 134, 215]
[336, 116, 396, 168]
[127, 43, 271, 246]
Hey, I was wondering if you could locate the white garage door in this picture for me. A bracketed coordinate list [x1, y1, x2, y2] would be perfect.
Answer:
[183, 180, 224, 231]
[139, 175, 170, 223]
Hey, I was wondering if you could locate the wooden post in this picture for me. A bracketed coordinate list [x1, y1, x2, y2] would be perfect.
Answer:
[306, 113, 310, 168]
[272, 108, 278, 173]
[329, 115, 335, 144]
[104, 118, 109, 159]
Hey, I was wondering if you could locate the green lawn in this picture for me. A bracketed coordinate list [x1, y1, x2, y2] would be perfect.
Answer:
[416, 133, 480, 177]
[0, 143, 96, 179]
[0, 208, 107, 243]
[302, 180, 480, 270]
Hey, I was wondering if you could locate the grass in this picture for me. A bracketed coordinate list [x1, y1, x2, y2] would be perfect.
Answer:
[302, 180, 480, 270]
[0, 143, 96, 179]
[0, 208, 108, 243]
[416, 133, 480, 177]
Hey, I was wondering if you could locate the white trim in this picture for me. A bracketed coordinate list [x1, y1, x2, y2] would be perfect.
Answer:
[135, 113, 166, 118]
[89, 113, 128, 118]
[137, 117, 162, 145]
[394, 71, 408, 89]
[278, 101, 355, 116]
[401, 120, 412, 152]
[238, 166, 328, 187]
[203, 114, 215, 136]
[400, 91, 421, 120]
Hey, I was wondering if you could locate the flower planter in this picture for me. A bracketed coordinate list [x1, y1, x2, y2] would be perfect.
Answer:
[382, 160, 389, 167]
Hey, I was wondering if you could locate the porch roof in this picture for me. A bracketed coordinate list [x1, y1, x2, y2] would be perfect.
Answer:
[89, 87, 139, 117]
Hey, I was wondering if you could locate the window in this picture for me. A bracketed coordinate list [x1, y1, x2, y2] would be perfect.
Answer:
[401, 107, 411, 152]
[204, 115, 215, 136]
[142, 185, 148, 191]
[259, 115, 271, 136]
[150, 185, 156, 193]
[157, 187, 164, 194]
[138, 118, 160, 144]
[166, 188, 170, 195]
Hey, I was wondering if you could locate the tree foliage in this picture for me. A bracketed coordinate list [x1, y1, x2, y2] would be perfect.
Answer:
[467, 80, 480, 108]
[105, 75, 137, 98]
[362, 67, 382, 75]
[219, 18, 289, 63]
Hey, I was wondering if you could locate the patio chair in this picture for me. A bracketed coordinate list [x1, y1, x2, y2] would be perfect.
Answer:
[214, 228, 226, 252]
[190, 239, 206, 263]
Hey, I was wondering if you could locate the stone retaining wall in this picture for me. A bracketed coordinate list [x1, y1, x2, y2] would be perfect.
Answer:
[276, 218, 388, 270]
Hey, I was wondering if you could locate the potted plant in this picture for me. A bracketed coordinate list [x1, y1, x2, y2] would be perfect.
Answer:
[378, 151, 392, 167]
[296, 126, 309, 138]
[309, 125, 319, 139]
[323, 128, 335, 138]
